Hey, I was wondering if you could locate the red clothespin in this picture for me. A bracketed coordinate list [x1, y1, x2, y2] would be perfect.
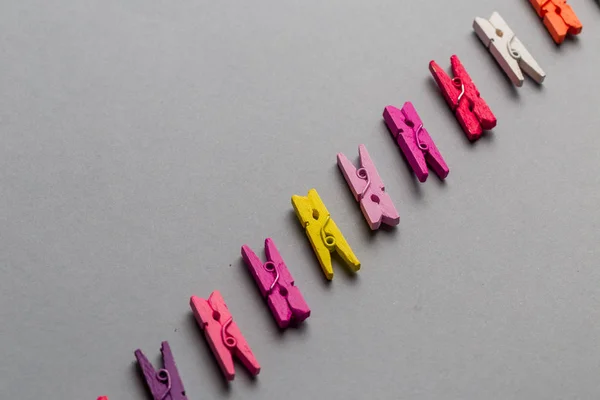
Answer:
[429, 55, 496, 141]
[190, 290, 260, 381]
[97, 397, 108, 400]
[134, 341, 188, 400]
[337, 144, 400, 229]
[241, 238, 311, 329]
[383, 102, 449, 182]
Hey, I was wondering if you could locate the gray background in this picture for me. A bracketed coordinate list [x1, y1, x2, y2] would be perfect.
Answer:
[1, 0, 599, 399]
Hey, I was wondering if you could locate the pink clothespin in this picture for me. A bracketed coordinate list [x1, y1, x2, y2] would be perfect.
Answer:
[97, 397, 108, 400]
[190, 290, 260, 381]
[383, 102, 449, 182]
[337, 145, 400, 230]
[241, 238, 311, 329]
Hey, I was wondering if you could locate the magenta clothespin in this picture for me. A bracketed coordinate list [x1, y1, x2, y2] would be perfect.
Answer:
[241, 238, 310, 329]
[337, 145, 400, 230]
[383, 102, 449, 182]
[135, 341, 188, 400]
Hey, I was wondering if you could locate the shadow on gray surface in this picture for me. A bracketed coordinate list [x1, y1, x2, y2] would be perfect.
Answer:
[563, 33, 583, 47]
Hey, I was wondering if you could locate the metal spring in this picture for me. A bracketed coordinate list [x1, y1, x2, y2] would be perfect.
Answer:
[452, 77, 465, 107]
[320, 215, 336, 248]
[506, 33, 521, 60]
[414, 123, 428, 152]
[156, 369, 172, 400]
[263, 261, 280, 293]
[221, 317, 237, 348]
[356, 167, 371, 199]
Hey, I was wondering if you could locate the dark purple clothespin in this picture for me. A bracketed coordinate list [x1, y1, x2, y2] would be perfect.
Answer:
[135, 341, 188, 400]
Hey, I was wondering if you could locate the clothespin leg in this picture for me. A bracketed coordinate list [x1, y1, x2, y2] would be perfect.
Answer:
[543, 12, 569, 44]
[454, 99, 483, 141]
[306, 222, 334, 280]
[223, 319, 261, 377]
[324, 219, 360, 274]
[396, 134, 428, 182]
[268, 287, 311, 328]
[356, 187, 399, 229]
[267, 290, 294, 328]
[282, 285, 311, 324]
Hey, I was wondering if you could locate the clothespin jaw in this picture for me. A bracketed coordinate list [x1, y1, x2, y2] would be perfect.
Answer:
[429, 55, 497, 141]
[291, 189, 360, 280]
[529, 0, 582, 44]
[337, 145, 400, 229]
[382, 102, 449, 182]
[190, 291, 260, 381]
[134, 341, 188, 400]
[241, 238, 311, 329]
[474, 12, 546, 86]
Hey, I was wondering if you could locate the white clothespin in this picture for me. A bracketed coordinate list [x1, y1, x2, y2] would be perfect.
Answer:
[474, 12, 546, 87]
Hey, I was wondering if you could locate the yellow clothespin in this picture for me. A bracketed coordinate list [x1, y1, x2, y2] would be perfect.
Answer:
[291, 188, 360, 280]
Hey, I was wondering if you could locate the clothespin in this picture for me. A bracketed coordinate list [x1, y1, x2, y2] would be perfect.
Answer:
[474, 12, 546, 86]
[97, 397, 108, 400]
[429, 55, 497, 141]
[382, 102, 449, 182]
[529, 0, 582, 44]
[241, 238, 311, 329]
[190, 290, 260, 381]
[134, 341, 188, 400]
[291, 188, 360, 280]
[337, 144, 400, 229]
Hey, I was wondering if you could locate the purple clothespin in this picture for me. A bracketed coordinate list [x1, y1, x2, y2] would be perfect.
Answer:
[337, 144, 400, 230]
[241, 238, 310, 329]
[383, 102, 449, 182]
[135, 341, 188, 400]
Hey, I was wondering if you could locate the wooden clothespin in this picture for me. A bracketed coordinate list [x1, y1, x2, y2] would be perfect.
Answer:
[190, 291, 260, 381]
[429, 55, 497, 141]
[337, 144, 400, 229]
[529, 0, 582, 44]
[134, 342, 188, 400]
[241, 238, 311, 329]
[474, 12, 546, 86]
[383, 102, 449, 182]
[291, 189, 360, 280]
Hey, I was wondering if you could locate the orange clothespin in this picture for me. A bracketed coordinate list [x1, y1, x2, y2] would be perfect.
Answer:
[529, 0, 582, 44]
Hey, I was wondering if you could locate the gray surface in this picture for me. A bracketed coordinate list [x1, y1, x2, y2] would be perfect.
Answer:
[1, 0, 599, 399]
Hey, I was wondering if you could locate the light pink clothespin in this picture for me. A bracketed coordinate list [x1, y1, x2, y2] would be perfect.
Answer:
[383, 102, 449, 182]
[190, 291, 260, 381]
[241, 238, 310, 329]
[337, 145, 400, 230]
